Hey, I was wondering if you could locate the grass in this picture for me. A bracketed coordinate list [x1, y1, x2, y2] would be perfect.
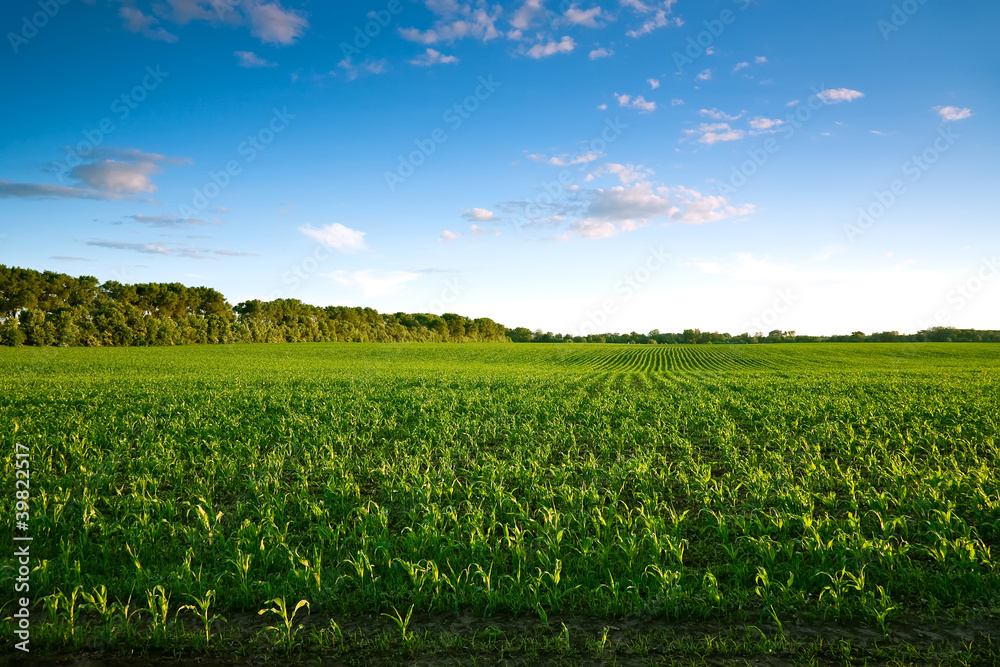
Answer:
[2, 342, 999, 662]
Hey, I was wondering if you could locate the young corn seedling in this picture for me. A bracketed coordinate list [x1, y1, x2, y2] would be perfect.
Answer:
[382, 604, 415, 644]
[179, 589, 226, 647]
[259, 597, 310, 652]
[144, 585, 173, 646]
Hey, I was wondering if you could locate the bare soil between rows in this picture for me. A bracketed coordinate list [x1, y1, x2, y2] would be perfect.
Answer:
[7, 610, 999, 666]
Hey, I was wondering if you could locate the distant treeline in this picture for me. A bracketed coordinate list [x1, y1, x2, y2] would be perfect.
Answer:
[1, 265, 997, 347]
[508, 327, 1000, 344]
[0, 266, 506, 346]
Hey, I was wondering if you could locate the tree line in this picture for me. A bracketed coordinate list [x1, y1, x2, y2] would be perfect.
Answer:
[509, 327, 1000, 344]
[0, 266, 506, 346]
[1, 265, 996, 347]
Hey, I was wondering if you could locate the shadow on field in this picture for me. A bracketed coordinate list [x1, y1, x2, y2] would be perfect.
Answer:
[8, 611, 999, 666]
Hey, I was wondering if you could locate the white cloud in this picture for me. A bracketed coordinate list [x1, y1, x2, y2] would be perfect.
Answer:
[298, 223, 367, 252]
[671, 98, 684, 106]
[462, 207, 495, 221]
[338, 57, 389, 80]
[120, 6, 155, 32]
[699, 107, 741, 121]
[569, 219, 621, 238]
[785, 99, 801, 107]
[647, 77, 660, 89]
[526, 36, 575, 58]
[755, 56, 768, 64]
[325, 270, 420, 297]
[248, 2, 309, 46]
[127, 214, 211, 227]
[686, 122, 745, 144]
[91, 148, 191, 165]
[625, 0, 681, 38]
[235, 50, 276, 68]
[512, 0, 547, 30]
[0, 181, 123, 200]
[438, 230, 461, 242]
[470, 224, 501, 236]
[733, 61, 749, 72]
[119, 7, 178, 43]
[577, 181, 753, 236]
[529, 150, 604, 167]
[399, 3, 500, 44]
[408, 48, 459, 66]
[935, 106, 972, 122]
[564, 4, 608, 28]
[748, 116, 784, 133]
[71, 160, 160, 194]
[587, 162, 653, 185]
[816, 88, 864, 104]
[161, 0, 218, 25]
[615, 93, 656, 113]
[666, 186, 754, 223]
[87, 240, 255, 259]
[589, 47, 613, 59]
[596, 103, 607, 110]
[695, 69, 712, 81]
[4, 149, 186, 200]
[116, 0, 313, 47]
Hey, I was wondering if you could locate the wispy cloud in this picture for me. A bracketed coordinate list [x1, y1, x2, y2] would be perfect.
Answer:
[934, 105, 972, 122]
[5, 147, 188, 201]
[118, 1, 308, 46]
[462, 207, 496, 221]
[299, 223, 367, 251]
[748, 116, 784, 133]
[525, 36, 575, 59]
[699, 108, 741, 121]
[126, 213, 213, 227]
[71, 160, 160, 194]
[337, 57, 389, 80]
[235, 50, 277, 68]
[564, 4, 609, 28]
[248, 2, 309, 45]
[615, 93, 656, 113]
[624, 0, 681, 38]
[325, 269, 420, 297]
[119, 7, 178, 43]
[0, 181, 124, 200]
[571, 182, 753, 238]
[528, 150, 604, 167]
[586, 162, 653, 185]
[87, 240, 256, 259]
[589, 47, 613, 59]
[470, 224, 500, 236]
[408, 48, 459, 66]
[816, 88, 865, 104]
[398, 2, 500, 45]
[685, 123, 745, 145]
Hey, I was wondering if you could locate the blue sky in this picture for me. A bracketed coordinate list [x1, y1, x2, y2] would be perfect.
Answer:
[1, 0, 996, 335]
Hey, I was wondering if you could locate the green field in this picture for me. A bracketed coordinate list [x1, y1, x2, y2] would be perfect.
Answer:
[3, 343, 1000, 664]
